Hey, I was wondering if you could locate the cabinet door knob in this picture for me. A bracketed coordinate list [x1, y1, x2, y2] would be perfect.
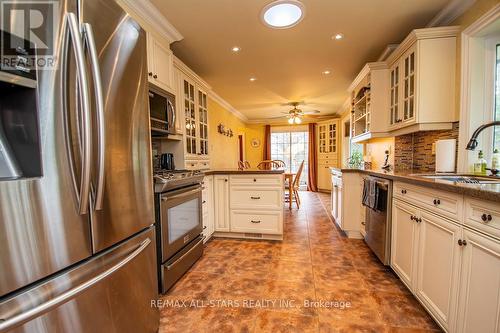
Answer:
[458, 239, 463, 246]
[487, 214, 493, 221]
[153, 74, 158, 79]
[253, 178, 257, 182]
[148, 72, 153, 76]
[458, 239, 468, 246]
[481, 213, 488, 222]
[410, 215, 415, 221]
[401, 189, 407, 194]
[224, 179, 228, 182]
[433, 199, 441, 205]
[202, 200, 206, 204]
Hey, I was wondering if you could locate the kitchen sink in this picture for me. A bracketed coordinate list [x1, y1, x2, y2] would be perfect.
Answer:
[414, 174, 500, 184]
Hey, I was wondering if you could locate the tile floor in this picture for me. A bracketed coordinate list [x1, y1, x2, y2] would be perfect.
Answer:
[158, 192, 441, 333]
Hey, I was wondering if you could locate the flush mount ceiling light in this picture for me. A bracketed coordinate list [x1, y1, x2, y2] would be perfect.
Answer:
[261, 0, 305, 29]
[333, 33, 344, 40]
[322, 70, 331, 75]
[249, 77, 257, 82]
[231, 46, 241, 52]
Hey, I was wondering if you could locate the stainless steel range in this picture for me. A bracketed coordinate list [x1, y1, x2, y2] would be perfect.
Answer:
[154, 170, 205, 293]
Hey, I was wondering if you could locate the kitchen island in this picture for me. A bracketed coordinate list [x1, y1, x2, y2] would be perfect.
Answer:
[201, 169, 285, 241]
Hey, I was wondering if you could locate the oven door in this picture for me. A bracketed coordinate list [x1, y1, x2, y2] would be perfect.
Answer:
[160, 184, 203, 261]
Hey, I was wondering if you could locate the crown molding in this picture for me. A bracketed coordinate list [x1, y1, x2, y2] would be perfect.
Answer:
[348, 61, 388, 92]
[427, 0, 477, 28]
[208, 91, 249, 122]
[119, 0, 183, 44]
[377, 44, 399, 61]
[386, 26, 461, 65]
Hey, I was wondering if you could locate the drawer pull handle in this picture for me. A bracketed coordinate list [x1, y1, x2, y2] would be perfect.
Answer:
[250, 196, 261, 200]
[251, 220, 261, 224]
[433, 199, 441, 205]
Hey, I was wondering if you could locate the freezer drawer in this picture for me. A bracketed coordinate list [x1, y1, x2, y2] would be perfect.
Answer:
[0, 227, 159, 333]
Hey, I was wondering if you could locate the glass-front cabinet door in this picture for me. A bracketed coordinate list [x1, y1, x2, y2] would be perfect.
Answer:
[403, 49, 416, 122]
[318, 124, 327, 153]
[184, 79, 197, 155]
[328, 122, 337, 153]
[390, 63, 400, 125]
[198, 90, 208, 156]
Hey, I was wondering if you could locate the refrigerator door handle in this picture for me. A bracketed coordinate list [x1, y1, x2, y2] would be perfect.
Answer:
[63, 12, 93, 215]
[83, 22, 106, 211]
[0, 238, 151, 333]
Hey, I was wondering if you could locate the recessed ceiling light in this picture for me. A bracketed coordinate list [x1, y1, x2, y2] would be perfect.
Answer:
[333, 33, 344, 40]
[231, 46, 241, 52]
[322, 70, 331, 75]
[249, 77, 257, 82]
[261, 0, 305, 29]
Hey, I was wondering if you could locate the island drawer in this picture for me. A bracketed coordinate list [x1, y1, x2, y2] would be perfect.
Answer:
[394, 181, 463, 221]
[230, 187, 282, 209]
[230, 210, 282, 234]
[229, 175, 283, 186]
[464, 198, 500, 239]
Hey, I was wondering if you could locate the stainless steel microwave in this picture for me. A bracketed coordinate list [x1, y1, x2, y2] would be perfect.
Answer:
[149, 85, 176, 136]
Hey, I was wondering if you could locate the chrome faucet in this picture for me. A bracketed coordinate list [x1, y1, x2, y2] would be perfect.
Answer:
[466, 121, 500, 150]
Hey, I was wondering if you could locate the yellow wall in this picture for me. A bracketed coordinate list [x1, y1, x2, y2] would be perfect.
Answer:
[244, 124, 266, 167]
[208, 98, 247, 169]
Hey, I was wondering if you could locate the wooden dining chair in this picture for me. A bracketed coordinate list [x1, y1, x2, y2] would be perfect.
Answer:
[272, 160, 286, 168]
[238, 160, 251, 170]
[285, 161, 305, 208]
[257, 160, 279, 170]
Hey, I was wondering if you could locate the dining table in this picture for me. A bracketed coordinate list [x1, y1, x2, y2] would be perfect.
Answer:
[283, 171, 295, 210]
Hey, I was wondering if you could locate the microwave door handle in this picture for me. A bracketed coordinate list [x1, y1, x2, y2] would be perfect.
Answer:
[64, 13, 92, 215]
[83, 22, 105, 211]
[167, 100, 175, 130]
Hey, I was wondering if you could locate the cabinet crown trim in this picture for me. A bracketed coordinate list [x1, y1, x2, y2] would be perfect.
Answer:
[386, 26, 460, 65]
[118, 0, 183, 44]
[348, 61, 388, 92]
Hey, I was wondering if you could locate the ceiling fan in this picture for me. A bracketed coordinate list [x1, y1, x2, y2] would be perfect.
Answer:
[272, 102, 321, 124]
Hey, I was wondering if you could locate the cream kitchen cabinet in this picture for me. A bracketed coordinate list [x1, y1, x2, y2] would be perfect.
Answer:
[147, 33, 174, 93]
[349, 62, 390, 143]
[202, 176, 214, 242]
[392, 180, 500, 332]
[415, 211, 461, 331]
[456, 229, 500, 333]
[391, 199, 419, 288]
[213, 175, 230, 232]
[330, 170, 363, 239]
[317, 120, 339, 191]
[210, 173, 284, 240]
[386, 26, 459, 135]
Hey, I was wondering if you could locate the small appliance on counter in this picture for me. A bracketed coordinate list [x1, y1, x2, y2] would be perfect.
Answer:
[153, 169, 205, 293]
[160, 153, 175, 170]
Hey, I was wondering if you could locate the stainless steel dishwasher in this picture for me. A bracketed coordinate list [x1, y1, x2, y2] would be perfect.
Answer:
[364, 176, 393, 265]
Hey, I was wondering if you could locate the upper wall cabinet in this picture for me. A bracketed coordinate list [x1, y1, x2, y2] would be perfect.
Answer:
[147, 32, 175, 93]
[349, 62, 390, 143]
[386, 26, 460, 135]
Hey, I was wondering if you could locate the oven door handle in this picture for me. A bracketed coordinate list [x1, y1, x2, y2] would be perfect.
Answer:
[161, 187, 202, 201]
[166, 236, 205, 271]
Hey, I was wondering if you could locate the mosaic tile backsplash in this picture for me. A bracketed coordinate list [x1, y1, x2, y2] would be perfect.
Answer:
[394, 122, 459, 172]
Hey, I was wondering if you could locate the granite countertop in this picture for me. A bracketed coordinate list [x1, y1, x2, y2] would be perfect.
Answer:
[204, 168, 285, 175]
[331, 167, 500, 203]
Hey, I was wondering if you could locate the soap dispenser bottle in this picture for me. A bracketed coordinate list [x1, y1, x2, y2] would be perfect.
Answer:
[473, 150, 487, 175]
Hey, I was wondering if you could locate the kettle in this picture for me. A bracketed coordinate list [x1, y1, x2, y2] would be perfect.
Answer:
[160, 153, 175, 170]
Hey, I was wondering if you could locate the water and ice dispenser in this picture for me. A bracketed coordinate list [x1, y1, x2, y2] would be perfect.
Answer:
[0, 30, 42, 180]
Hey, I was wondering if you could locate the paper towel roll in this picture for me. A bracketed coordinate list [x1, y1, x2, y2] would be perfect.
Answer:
[436, 139, 456, 173]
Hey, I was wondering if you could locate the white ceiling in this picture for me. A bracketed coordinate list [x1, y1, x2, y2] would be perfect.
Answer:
[151, 0, 450, 121]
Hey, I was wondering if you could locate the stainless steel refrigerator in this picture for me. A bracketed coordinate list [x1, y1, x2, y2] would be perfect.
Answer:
[0, 0, 158, 332]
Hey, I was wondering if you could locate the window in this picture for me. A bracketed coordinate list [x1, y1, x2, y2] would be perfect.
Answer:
[270, 128, 308, 187]
[494, 43, 500, 152]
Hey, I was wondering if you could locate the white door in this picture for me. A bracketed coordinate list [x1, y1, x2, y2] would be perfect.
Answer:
[415, 211, 461, 331]
[456, 229, 500, 333]
[213, 176, 230, 232]
[391, 199, 419, 289]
